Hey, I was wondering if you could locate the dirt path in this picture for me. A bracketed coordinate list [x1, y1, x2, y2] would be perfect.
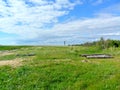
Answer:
[0, 50, 35, 67]
[0, 51, 14, 56]
[0, 50, 22, 67]
[0, 59, 23, 67]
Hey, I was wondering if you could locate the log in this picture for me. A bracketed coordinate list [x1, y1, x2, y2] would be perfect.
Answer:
[81, 54, 113, 59]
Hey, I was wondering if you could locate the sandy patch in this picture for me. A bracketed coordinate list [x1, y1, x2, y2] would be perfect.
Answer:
[0, 58, 23, 67]
[0, 51, 14, 56]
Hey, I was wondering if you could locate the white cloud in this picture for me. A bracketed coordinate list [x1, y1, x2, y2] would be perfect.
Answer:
[0, 0, 80, 36]
[99, 32, 120, 36]
[96, 3, 120, 17]
[87, 0, 107, 5]
[0, 0, 120, 45]
[91, 0, 105, 5]
[17, 16, 120, 45]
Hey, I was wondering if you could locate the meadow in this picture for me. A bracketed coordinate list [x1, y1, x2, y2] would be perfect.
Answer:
[0, 45, 120, 90]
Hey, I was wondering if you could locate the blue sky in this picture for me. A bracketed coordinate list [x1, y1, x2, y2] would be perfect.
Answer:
[0, 0, 120, 45]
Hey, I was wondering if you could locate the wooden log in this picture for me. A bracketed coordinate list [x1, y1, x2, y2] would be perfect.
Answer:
[80, 54, 113, 59]
[16, 53, 36, 57]
[86, 55, 113, 59]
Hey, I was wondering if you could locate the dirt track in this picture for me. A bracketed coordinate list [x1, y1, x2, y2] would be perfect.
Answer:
[0, 59, 23, 67]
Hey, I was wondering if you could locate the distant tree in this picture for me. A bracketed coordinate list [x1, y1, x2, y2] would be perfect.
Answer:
[97, 37, 105, 49]
[79, 37, 120, 49]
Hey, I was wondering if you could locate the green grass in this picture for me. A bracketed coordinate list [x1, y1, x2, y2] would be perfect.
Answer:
[0, 46, 120, 90]
[0, 55, 16, 60]
[0, 46, 32, 50]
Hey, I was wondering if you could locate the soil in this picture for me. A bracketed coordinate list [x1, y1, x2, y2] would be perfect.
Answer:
[0, 58, 23, 67]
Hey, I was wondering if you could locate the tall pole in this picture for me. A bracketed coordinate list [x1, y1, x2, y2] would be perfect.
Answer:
[64, 41, 66, 46]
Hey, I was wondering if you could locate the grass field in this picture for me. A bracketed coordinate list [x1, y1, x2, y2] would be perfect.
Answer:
[0, 46, 120, 90]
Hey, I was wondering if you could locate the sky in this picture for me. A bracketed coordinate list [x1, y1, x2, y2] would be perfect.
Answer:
[0, 0, 120, 45]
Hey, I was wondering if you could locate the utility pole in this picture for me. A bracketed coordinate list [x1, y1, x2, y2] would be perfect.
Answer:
[64, 41, 66, 46]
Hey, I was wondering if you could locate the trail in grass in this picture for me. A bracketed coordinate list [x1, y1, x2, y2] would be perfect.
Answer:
[0, 59, 23, 67]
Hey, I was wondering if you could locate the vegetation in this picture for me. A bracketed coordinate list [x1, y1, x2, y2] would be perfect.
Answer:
[0, 44, 120, 90]
[0, 46, 32, 50]
[80, 37, 120, 49]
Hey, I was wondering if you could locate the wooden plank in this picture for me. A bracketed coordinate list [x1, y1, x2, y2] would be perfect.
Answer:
[80, 54, 113, 59]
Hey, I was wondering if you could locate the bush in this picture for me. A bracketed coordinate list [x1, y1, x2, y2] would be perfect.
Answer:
[81, 37, 120, 49]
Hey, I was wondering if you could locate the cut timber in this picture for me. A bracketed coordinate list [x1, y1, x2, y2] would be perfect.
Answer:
[16, 53, 36, 57]
[81, 54, 113, 59]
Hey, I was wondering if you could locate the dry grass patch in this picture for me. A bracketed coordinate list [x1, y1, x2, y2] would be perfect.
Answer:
[0, 58, 24, 67]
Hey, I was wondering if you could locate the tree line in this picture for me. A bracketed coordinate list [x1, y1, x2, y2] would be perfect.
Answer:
[74, 37, 120, 49]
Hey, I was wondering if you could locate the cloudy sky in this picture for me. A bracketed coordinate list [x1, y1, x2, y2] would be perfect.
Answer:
[0, 0, 120, 45]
